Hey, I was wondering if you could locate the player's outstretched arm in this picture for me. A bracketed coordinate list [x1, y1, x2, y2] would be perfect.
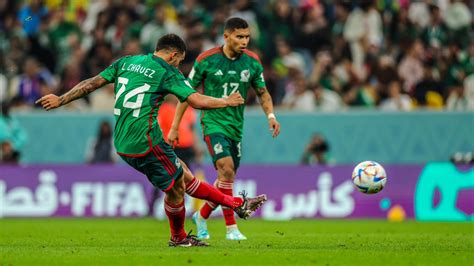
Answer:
[35, 75, 109, 110]
[256, 87, 280, 138]
[186, 92, 244, 110]
[167, 101, 189, 146]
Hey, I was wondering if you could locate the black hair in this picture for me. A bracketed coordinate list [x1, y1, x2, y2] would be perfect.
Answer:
[224, 17, 248, 32]
[155, 34, 186, 53]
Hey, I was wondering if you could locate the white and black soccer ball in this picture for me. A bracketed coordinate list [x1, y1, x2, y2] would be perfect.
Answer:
[352, 161, 387, 194]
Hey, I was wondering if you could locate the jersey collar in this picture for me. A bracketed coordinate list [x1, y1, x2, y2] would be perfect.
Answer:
[151, 54, 168, 66]
[222, 46, 242, 61]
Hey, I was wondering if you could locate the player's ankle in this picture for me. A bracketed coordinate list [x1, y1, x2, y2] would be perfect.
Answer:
[226, 224, 238, 232]
[196, 212, 206, 220]
[232, 197, 244, 208]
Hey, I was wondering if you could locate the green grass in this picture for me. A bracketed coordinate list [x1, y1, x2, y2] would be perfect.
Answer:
[1, 219, 473, 266]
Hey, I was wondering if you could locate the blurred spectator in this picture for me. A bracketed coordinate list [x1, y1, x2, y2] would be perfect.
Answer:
[380, 80, 412, 111]
[58, 62, 83, 95]
[140, 5, 182, 53]
[1, 141, 20, 164]
[47, 6, 82, 73]
[282, 73, 314, 111]
[309, 50, 341, 92]
[122, 38, 142, 56]
[85, 41, 114, 77]
[344, 79, 378, 107]
[180, 34, 204, 75]
[422, 4, 447, 50]
[413, 62, 445, 108]
[444, 0, 472, 48]
[312, 84, 344, 112]
[82, 0, 109, 34]
[90, 84, 116, 112]
[374, 55, 398, 100]
[11, 57, 54, 108]
[301, 133, 331, 165]
[265, 0, 297, 51]
[446, 75, 474, 111]
[85, 120, 117, 164]
[296, 4, 331, 55]
[388, 6, 417, 48]
[0, 72, 6, 102]
[408, 1, 430, 29]
[272, 38, 306, 103]
[0, 101, 27, 164]
[444, 43, 474, 89]
[398, 39, 425, 93]
[343, 1, 383, 80]
[105, 9, 132, 52]
[18, 0, 48, 37]
[275, 38, 305, 76]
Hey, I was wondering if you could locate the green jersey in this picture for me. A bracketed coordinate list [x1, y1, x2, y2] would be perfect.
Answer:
[99, 54, 196, 156]
[188, 47, 266, 141]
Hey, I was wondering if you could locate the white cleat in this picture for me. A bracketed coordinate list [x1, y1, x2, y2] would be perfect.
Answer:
[226, 227, 247, 241]
[192, 212, 210, 240]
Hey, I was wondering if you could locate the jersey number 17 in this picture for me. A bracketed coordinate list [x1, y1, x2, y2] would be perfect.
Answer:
[222, 82, 239, 98]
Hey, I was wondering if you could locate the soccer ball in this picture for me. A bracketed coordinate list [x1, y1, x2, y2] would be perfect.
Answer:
[352, 161, 387, 194]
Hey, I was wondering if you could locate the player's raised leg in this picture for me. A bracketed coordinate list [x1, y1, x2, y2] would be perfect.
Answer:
[121, 141, 209, 247]
[181, 159, 266, 219]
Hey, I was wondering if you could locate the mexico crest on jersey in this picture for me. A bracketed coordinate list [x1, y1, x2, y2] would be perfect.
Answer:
[214, 143, 223, 154]
[240, 70, 250, 82]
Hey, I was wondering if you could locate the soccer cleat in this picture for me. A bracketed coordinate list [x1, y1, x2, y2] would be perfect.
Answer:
[168, 230, 209, 247]
[233, 191, 268, 219]
[192, 212, 210, 240]
[226, 227, 247, 241]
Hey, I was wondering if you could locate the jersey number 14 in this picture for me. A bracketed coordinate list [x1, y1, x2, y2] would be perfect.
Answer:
[114, 77, 150, 117]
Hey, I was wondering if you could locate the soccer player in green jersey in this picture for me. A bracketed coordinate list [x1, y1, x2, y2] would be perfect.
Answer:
[36, 34, 267, 247]
[168, 18, 281, 240]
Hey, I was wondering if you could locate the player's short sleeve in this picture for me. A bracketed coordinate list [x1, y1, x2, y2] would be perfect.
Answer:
[99, 58, 122, 82]
[166, 73, 197, 102]
[252, 61, 266, 89]
[187, 60, 205, 88]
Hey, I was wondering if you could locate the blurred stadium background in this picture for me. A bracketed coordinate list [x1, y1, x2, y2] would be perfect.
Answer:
[0, 0, 473, 265]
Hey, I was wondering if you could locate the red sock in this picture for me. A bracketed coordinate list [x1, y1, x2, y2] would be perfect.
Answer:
[200, 201, 218, 219]
[164, 199, 186, 242]
[217, 180, 236, 226]
[199, 180, 218, 219]
[186, 177, 243, 210]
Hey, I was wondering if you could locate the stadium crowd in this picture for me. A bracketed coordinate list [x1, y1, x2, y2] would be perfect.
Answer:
[0, 0, 473, 112]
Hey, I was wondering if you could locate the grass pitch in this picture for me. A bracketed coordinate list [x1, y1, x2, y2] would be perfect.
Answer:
[1, 219, 472, 266]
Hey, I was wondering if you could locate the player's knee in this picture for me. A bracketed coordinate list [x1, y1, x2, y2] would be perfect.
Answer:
[181, 166, 194, 184]
[175, 176, 185, 194]
[166, 176, 185, 203]
[219, 165, 235, 181]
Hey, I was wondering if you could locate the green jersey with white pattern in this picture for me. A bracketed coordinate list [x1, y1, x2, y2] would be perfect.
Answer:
[188, 47, 266, 141]
[99, 54, 196, 156]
